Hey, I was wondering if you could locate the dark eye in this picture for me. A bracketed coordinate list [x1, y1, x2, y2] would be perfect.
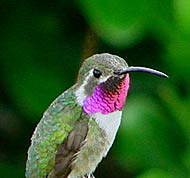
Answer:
[93, 69, 102, 78]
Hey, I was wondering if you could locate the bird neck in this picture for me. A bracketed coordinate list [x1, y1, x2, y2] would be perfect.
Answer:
[83, 74, 130, 114]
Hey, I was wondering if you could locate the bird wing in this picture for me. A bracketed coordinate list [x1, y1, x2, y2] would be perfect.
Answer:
[25, 86, 88, 178]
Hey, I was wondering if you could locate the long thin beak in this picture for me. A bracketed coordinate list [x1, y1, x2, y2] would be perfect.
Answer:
[115, 66, 169, 78]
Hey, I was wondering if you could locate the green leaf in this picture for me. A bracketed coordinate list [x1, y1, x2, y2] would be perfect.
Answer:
[0, 6, 82, 122]
[135, 168, 173, 178]
[114, 95, 186, 178]
[174, 0, 190, 36]
[78, 0, 148, 47]
[0, 162, 24, 178]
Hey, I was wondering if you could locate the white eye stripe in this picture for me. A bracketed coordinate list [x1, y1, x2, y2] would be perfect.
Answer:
[75, 69, 111, 106]
[98, 76, 109, 84]
[75, 69, 94, 106]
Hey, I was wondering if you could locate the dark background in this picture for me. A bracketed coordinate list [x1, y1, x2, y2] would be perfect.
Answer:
[0, 1, 189, 178]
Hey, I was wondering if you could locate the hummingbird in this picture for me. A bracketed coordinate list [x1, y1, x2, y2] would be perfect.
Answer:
[25, 53, 168, 178]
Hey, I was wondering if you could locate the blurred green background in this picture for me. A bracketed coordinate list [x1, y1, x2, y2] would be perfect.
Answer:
[0, 0, 189, 178]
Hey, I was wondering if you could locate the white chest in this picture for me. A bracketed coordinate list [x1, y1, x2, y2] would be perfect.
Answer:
[68, 111, 122, 177]
[93, 111, 122, 156]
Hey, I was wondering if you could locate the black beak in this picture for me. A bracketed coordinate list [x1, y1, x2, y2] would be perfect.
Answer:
[114, 66, 169, 78]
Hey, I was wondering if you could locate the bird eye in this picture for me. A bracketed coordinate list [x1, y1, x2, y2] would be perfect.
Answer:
[93, 69, 102, 78]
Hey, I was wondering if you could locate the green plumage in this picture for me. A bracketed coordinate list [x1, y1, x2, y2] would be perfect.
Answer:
[25, 86, 83, 178]
[25, 53, 168, 178]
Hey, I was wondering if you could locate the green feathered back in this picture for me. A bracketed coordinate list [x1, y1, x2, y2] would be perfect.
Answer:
[25, 86, 82, 178]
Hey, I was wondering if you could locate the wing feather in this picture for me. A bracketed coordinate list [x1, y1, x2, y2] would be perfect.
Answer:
[25, 87, 83, 178]
[49, 117, 89, 178]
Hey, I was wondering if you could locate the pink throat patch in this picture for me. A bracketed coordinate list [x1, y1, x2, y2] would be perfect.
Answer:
[83, 74, 130, 114]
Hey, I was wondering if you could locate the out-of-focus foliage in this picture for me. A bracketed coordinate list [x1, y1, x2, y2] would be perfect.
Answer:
[0, 1, 189, 178]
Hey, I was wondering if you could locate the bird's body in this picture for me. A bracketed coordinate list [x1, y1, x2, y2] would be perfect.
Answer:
[26, 53, 167, 178]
